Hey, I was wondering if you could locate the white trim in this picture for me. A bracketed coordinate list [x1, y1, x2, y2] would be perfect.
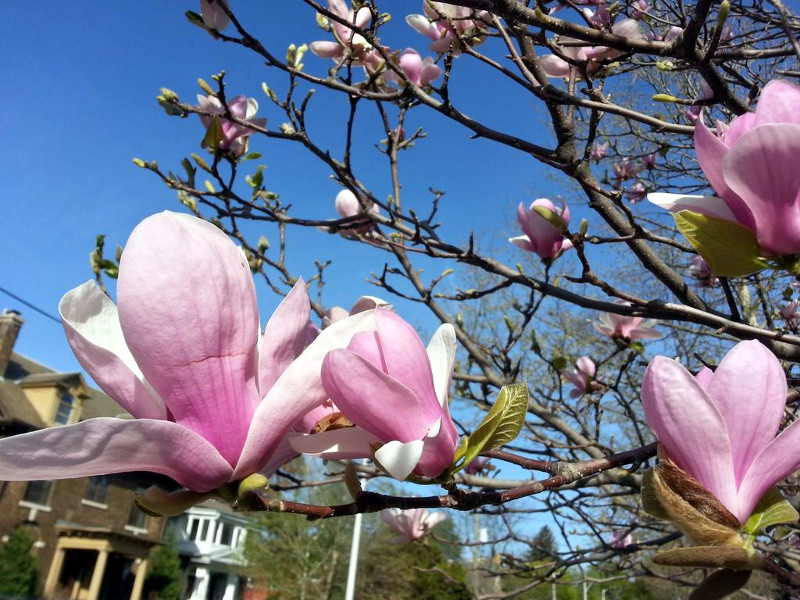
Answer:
[18, 501, 52, 513]
[81, 499, 108, 510]
[125, 525, 148, 536]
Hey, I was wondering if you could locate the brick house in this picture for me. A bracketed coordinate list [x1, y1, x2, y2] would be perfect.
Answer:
[0, 310, 165, 600]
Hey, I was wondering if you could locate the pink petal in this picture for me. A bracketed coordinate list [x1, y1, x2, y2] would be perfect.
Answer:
[723, 123, 800, 255]
[641, 357, 738, 513]
[694, 121, 755, 229]
[705, 341, 787, 484]
[322, 349, 433, 442]
[539, 55, 572, 79]
[259, 280, 311, 394]
[752, 79, 800, 128]
[0, 418, 233, 492]
[233, 310, 378, 479]
[738, 418, 800, 523]
[59, 281, 166, 420]
[310, 41, 344, 58]
[406, 14, 439, 41]
[372, 311, 441, 417]
[509, 235, 534, 252]
[117, 212, 260, 466]
[399, 49, 423, 84]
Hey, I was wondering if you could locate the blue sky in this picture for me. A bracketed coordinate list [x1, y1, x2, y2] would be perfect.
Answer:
[2, 0, 604, 451]
[2, 2, 588, 373]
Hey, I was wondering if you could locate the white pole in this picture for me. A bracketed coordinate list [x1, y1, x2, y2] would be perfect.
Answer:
[344, 511, 364, 600]
[583, 581, 588, 600]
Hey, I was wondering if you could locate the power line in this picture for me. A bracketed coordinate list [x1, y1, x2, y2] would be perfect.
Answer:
[0, 286, 61, 324]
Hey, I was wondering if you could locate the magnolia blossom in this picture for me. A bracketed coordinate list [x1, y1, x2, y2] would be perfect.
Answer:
[591, 141, 609, 160]
[582, 3, 611, 27]
[310, 0, 375, 64]
[627, 182, 646, 204]
[406, 2, 490, 54]
[381, 508, 446, 542]
[0, 212, 376, 492]
[630, 0, 650, 19]
[197, 94, 266, 154]
[334, 189, 381, 234]
[643, 153, 657, 169]
[650, 79, 800, 256]
[385, 48, 442, 86]
[610, 531, 634, 549]
[613, 158, 643, 180]
[781, 300, 800, 326]
[642, 340, 800, 523]
[465, 456, 490, 475]
[291, 310, 458, 481]
[593, 303, 661, 341]
[562, 356, 596, 398]
[689, 255, 718, 287]
[539, 19, 643, 80]
[200, 0, 230, 31]
[509, 198, 573, 260]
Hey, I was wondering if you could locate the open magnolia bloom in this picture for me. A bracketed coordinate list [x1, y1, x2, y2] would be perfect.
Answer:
[0, 212, 377, 495]
[642, 340, 800, 525]
[509, 198, 572, 260]
[561, 356, 596, 398]
[291, 310, 458, 481]
[381, 507, 446, 543]
[593, 302, 661, 341]
[649, 79, 800, 270]
[197, 94, 266, 154]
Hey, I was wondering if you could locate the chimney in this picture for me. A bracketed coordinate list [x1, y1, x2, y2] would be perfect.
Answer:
[0, 310, 24, 377]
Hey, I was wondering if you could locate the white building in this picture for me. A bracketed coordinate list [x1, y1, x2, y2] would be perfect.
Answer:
[171, 501, 250, 600]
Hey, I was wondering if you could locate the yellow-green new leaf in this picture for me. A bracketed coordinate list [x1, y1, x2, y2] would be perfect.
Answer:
[744, 487, 799, 535]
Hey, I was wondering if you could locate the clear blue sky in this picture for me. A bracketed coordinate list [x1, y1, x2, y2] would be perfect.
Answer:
[2, 2, 587, 374]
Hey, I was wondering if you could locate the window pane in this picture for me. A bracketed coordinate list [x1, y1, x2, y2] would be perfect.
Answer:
[23, 480, 53, 505]
[54, 393, 73, 425]
[127, 502, 147, 529]
[84, 476, 110, 504]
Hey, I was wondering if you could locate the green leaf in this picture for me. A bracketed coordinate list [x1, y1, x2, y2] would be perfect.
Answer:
[743, 487, 799, 535]
[246, 165, 266, 189]
[200, 115, 224, 150]
[531, 205, 567, 231]
[449, 382, 528, 477]
[674, 210, 767, 277]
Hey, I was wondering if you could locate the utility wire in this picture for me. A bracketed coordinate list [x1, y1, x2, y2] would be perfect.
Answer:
[0, 286, 61, 324]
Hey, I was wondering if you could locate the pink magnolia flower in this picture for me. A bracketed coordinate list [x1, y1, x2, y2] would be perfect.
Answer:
[583, 3, 611, 27]
[334, 189, 381, 234]
[613, 158, 643, 180]
[683, 80, 714, 123]
[642, 340, 800, 523]
[631, 0, 650, 19]
[509, 198, 573, 260]
[539, 18, 647, 81]
[689, 255, 718, 287]
[197, 94, 266, 154]
[465, 456, 490, 475]
[627, 182, 646, 204]
[0, 212, 376, 492]
[651, 79, 800, 256]
[385, 48, 442, 86]
[291, 311, 459, 481]
[591, 141, 609, 160]
[643, 153, 657, 169]
[381, 507, 446, 542]
[310, 0, 375, 63]
[201, 0, 230, 31]
[593, 302, 661, 341]
[406, 2, 490, 55]
[664, 26, 684, 42]
[610, 531, 634, 549]
[562, 356, 596, 398]
[781, 300, 800, 326]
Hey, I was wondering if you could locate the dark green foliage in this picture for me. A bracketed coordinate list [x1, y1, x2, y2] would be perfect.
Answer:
[145, 528, 182, 600]
[0, 527, 39, 597]
[528, 526, 557, 562]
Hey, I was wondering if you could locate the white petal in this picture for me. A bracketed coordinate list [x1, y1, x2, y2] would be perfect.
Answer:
[647, 193, 736, 222]
[374, 440, 425, 480]
[288, 428, 380, 458]
[426, 324, 456, 408]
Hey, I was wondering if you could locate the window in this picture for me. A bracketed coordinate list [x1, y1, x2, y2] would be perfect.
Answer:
[127, 502, 147, 531]
[54, 392, 73, 425]
[23, 481, 53, 506]
[83, 476, 110, 505]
